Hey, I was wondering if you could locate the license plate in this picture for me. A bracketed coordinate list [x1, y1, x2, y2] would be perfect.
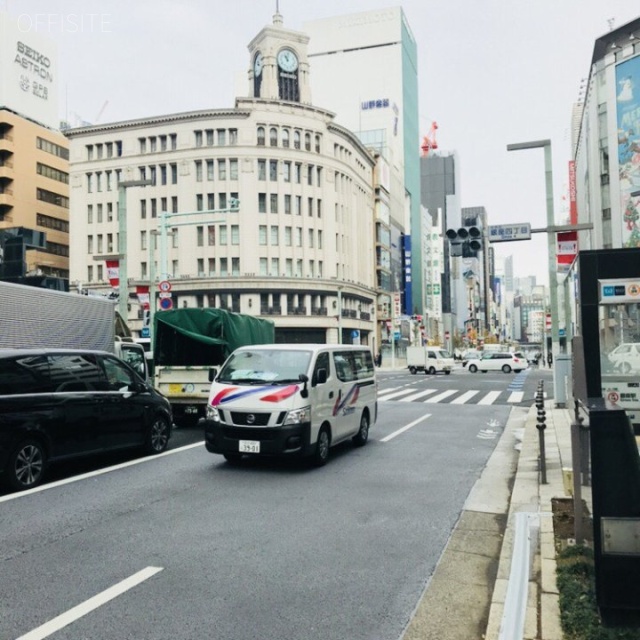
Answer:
[239, 440, 260, 453]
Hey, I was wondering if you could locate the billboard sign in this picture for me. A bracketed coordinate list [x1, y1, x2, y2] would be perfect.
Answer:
[615, 55, 640, 248]
[0, 12, 59, 128]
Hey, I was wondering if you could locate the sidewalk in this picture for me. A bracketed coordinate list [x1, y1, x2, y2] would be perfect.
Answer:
[484, 401, 589, 639]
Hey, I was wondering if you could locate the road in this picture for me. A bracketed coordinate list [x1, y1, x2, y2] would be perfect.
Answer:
[0, 366, 552, 640]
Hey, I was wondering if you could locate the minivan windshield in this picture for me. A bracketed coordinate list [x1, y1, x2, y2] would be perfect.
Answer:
[217, 349, 312, 384]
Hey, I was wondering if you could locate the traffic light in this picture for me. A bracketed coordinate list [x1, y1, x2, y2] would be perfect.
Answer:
[445, 226, 482, 257]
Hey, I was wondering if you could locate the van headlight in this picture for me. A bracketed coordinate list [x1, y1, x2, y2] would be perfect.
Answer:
[206, 405, 220, 421]
[284, 406, 311, 425]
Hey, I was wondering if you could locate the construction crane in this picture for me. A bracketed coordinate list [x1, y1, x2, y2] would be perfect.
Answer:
[421, 121, 439, 157]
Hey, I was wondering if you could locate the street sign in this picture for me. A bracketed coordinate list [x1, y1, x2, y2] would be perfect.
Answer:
[159, 297, 173, 310]
[488, 223, 531, 242]
[140, 327, 150, 338]
[158, 292, 172, 299]
[158, 280, 172, 292]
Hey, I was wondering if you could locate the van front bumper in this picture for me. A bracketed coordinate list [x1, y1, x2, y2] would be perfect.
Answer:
[203, 420, 313, 457]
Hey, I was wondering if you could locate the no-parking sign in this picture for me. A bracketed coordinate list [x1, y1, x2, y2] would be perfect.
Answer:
[159, 297, 173, 310]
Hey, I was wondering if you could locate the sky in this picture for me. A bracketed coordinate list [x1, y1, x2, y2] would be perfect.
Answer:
[2, 0, 639, 285]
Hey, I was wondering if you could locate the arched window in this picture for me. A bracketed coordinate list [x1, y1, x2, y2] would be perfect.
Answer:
[304, 132, 311, 151]
[315, 134, 321, 153]
[270, 128, 278, 147]
[257, 126, 265, 146]
[282, 128, 290, 148]
[294, 130, 301, 150]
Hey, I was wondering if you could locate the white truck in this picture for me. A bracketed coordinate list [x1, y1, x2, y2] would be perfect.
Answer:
[0, 280, 148, 379]
[406, 346, 454, 375]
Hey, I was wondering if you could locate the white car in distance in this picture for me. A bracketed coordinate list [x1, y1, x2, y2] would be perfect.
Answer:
[466, 352, 527, 374]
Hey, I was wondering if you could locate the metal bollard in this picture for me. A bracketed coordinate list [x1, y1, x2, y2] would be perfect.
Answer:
[536, 381, 547, 484]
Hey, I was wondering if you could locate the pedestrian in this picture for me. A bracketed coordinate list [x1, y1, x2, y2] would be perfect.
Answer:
[547, 351, 553, 368]
[375, 352, 382, 367]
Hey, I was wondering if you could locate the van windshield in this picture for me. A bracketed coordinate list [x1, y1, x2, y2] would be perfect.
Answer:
[217, 349, 312, 384]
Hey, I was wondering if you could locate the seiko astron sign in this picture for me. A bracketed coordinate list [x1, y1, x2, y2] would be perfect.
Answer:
[0, 11, 58, 128]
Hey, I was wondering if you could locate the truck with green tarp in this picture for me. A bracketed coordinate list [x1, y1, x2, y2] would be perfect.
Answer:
[153, 308, 275, 426]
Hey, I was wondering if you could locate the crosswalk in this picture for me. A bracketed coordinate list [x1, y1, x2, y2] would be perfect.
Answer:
[378, 386, 545, 406]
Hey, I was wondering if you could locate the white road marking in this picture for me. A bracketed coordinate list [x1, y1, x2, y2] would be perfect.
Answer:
[424, 389, 457, 403]
[0, 442, 203, 504]
[16, 566, 163, 640]
[507, 391, 524, 403]
[450, 390, 480, 404]
[478, 390, 502, 405]
[380, 414, 431, 442]
[378, 388, 418, 401]
[399, 389, 438, 402]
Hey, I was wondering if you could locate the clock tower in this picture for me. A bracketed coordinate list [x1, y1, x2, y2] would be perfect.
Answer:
[248, 9, 311, 104]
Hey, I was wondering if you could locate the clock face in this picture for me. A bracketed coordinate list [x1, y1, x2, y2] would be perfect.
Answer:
[254, 52, 263, 76]
[277, 48, 298, 73]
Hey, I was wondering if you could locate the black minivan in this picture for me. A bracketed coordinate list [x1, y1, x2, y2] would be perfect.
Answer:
[0, 348, 173, 491]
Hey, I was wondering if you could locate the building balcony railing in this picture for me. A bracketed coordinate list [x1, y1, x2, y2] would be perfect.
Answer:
[311, 307, 328, 316]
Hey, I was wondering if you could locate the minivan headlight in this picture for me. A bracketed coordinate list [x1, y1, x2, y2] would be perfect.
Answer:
[206, 405, 220, 421]
[284, 406, 311, 425]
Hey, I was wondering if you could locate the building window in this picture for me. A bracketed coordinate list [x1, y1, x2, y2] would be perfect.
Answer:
[87, 204, 93, 223]
[259, 225, 267, 245]
[229, 129, 238, 145]
[282, 128, 290, 148]
[195, 130, 203, 147]
[260, 258, 268, 276]
[195, 160, 203, 182]
[139, 138, 146, 154]
[170, 134, 177, 150]
[149, 137, 157, 152]
[257, 126, 265, 146]
[140, 200, 147, 219]
[258, 159, 266, 180]
[294, 130, 301, 149]
[208, 258, 215, 275]
[196, 194, 203, 211]
[295, 163, 301, 183]
[308, 229, 314, 248]
[197, 226, 204, 246]
[206, 129, 214, 146]
[160, 135, 167, 151]
[270, 194, 278, 213]
[308, 197, 313, 217]
[315, 135, 321, 153]
[285, 227, 292, 246]
[317, 199, 322, 218]
[258, 193, 267, 213]
[295, 196, 301, 216]
[220, 259, 228, 276]
[217, 129, 226, 146]
[36, 188, 69, 208]
[219, 193, 227, 210]
[271, 258, 279, 276]
[207, 193, 215, 210]
[170, 163, 178, 184]
[87, 173, 93, 193]
[232, 257, 240, 276]
[270, 127, 278, 147]
[218, 159, 226, 180]
[270, 225, 279, 245]
[285, 259, 293, 276]
[97, 203, 103, 223]
[171, 196, 178, 213]
[208, 225, 216, 245]
[206, 160, 214, 181]
[231, 225, 239, 245]
[269, 160, 277, 181]
[305, 132, 311, 151]
[284, 194, 291, 214]
[307, 164, 313, 186]
[296, 227, 302, 247]
[229, 159, 238, 180]
[219, 226, 228, 245]
[283, 161, 291, 183]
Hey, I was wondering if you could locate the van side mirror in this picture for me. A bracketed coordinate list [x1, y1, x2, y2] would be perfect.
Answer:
[299, 373, 309, 398]
[208, 368, 218, 382]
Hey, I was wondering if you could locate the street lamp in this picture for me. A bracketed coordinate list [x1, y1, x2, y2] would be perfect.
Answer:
[117, 179, 153, 321]
[506, 140, 560, 360]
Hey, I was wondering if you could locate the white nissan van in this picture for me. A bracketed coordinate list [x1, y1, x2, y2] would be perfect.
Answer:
[203, 344, 377, 466]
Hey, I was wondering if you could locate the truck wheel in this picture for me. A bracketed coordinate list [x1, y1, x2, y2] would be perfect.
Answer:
[428, 366, 436, 375]
[409, 366, 417, 375]
[468, 364, 478, 373]
[352, 412, 369, 447]
[313, 426, 330, 467]
[6, 439, 47, 491]
[444, 370, 451, 375]
[143, 415, 171, 454]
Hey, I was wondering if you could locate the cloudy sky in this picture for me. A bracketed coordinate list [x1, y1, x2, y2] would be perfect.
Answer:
[3, 0, 638, 284]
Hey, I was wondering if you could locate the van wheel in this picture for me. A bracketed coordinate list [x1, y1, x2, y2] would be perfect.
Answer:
[428, 366, 436, 375]
[313, 426, 330, 466]
[6, 439, 46, 491]
[144, 415, 171, 454]
[409, 366, 417, 375]
[468, 364, 478, 373]
[352, 413, 370, 447]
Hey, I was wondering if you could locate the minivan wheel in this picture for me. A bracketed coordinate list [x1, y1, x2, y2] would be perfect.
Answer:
[313, 426, 330, 466]
[144, 416, 171, 454]
[352, 412, 370, 447]
[7, 439, 46, 491]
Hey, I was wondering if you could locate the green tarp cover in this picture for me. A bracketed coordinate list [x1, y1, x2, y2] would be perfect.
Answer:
[155, 307, 274, 354]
